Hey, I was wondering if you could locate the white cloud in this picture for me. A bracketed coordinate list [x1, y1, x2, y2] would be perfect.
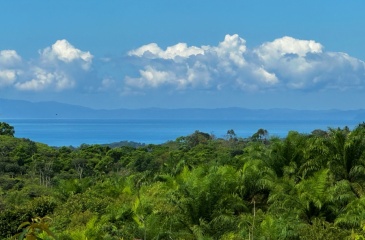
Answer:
[40, 39, 93, 70]
[125, 66, 177, 88]
[0, 50, 22, 87]
[125, 34, 365, 92]
[186, 61, 211, 87]
[255, 37, 365, 90]
[125, 34, 251, 91]
[0, 70, 17, 87]
[0, 39, 96, 92]
[253, 67, 278, 84]
[15, 67, 74, 91]
[128, 42, 204, 60]
[255, 36, 322, 60]
[2, 35, 365, 97]
[0, 50, 22, 67]
[125, 34, 272, 91]
[213, 34, 247, 68]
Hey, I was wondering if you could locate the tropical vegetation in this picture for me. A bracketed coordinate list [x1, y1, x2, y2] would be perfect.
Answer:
[1, 121, 365, 239]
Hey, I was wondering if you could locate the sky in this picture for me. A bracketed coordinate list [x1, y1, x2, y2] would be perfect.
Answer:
[1, 1, 365, 110]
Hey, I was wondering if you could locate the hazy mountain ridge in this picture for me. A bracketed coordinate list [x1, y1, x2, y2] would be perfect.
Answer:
[1, 98, 365, 121]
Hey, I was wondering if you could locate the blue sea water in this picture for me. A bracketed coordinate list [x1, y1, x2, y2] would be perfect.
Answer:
[3, 119, 360, 147]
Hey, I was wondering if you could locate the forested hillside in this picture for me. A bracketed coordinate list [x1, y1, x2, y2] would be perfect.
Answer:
[1, 122, 365, 239]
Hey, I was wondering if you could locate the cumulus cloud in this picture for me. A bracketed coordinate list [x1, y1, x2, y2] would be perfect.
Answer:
[40, 39, 93, 70]
[0, 39, 94, 92]
[124, 34, 365, 93]
[0, 50, 22, 66]
[128, 42, 204, 59]
[213, 34, 247, 68]
[0, 50, 22, 87]
[2, 35, 365, 97]
[15, 67, 74, 91]
[255, 36, 322, 60]
[0, 70, 17, 87]
[126, 34, 255, 91]
[125, 66, 179, 90]
[255, 36, 365, 90]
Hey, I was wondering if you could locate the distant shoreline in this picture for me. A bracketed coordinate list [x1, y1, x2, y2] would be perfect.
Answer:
[1, 98, 365, 121]
[5, 118, 360, 147]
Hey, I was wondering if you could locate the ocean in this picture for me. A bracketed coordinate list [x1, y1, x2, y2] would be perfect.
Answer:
[3, 118, 361, 147]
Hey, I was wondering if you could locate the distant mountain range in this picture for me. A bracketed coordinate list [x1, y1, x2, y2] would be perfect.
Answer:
[1, 98, 365, 121]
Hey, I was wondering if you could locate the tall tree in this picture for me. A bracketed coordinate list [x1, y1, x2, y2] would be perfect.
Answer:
[0, 122, 15, 137]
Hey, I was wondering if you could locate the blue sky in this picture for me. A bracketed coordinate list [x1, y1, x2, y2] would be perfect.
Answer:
[1, 1, 365, 109]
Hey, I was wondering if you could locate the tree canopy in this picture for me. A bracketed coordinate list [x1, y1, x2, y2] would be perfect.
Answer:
[0, 122, 15, 137]
[1, 122, 365, 239]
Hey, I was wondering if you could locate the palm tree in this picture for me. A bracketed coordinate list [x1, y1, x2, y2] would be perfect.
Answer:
[166, 165, 247, 239]
[326, 127, 365, 197]
[335, 196, 365, 230]
[267, 132, 307, 180]
[237, 159, 276, 207]
[268, 169, 329, 224]
[299, 126, 365, 196]
[298, 134, 329, 178]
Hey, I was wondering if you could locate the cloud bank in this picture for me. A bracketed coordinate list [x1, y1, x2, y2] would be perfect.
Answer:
[1, 34, 364, 97]
[0, 40, 93, 92]
[126, 34, 365, 93]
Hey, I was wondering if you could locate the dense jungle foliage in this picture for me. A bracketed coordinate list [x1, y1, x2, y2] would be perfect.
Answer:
[1, 121, 365, 239]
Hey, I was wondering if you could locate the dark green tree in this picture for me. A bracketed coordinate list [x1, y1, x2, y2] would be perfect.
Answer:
[0, 122, 15, 137]
[251, 128, 268, 142]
